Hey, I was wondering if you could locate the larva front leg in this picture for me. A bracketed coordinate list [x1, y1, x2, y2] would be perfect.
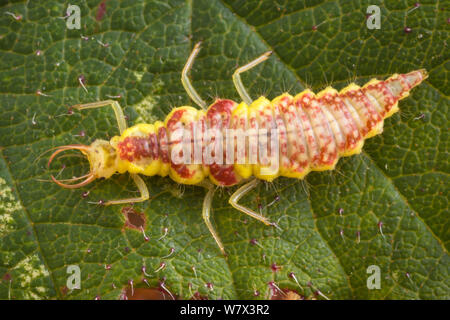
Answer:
[51, 99, 151, 204]
[181, 42, 207, 109]
[72, 99, 128, 134]
[102, 174, 150, 206]
[232, 51, 272, 105]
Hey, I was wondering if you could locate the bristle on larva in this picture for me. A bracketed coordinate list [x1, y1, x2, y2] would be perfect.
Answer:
[111, 69, 427, 186]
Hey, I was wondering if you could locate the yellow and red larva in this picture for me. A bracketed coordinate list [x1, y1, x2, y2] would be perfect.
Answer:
[47, 42, 428, 255]
[111, 70, 422, 185]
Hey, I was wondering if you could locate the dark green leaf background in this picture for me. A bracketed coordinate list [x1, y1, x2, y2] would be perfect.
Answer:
[0, 0, 448, 299]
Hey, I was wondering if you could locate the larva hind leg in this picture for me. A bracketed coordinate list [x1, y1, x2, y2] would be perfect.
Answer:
[72, 100, 127, 134]
[181, 42, 207, 109]
[229, 179, 279, 229]
[232, 51, 272, 105]
[199, 180, 226, 255]
[103, 174, 150, 205]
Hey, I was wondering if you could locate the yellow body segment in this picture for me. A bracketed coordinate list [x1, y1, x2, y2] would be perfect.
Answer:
[165, 106, 206, 185]
[249, 97, 280, 182]
[232, 102, 253, 179]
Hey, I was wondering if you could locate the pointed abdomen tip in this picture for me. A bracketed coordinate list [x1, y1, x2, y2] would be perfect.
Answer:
[418, 68, 429, 80]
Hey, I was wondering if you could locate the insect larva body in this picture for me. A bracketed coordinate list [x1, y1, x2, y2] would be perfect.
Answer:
[47, 42, 427, 255]
[109, 69, 426, 186]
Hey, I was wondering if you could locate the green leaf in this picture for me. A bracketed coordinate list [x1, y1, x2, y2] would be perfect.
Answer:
[0, 0, 448, 300]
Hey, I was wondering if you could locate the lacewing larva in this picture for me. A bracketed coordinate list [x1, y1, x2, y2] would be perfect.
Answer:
[47, 42, 428, 255]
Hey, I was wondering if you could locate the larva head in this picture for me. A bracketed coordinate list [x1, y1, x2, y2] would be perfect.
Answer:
[47, 139, 117, 189]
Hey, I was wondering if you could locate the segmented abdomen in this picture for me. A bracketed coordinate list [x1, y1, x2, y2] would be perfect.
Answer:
[114, 69, 427, 186]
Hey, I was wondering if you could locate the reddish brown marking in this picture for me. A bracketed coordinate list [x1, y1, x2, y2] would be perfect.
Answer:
[196, 115, 206, 161]
[206, 99, 236, 125]
[255, 101, 276, 167]
[365, 82, 397, 115]
[280, 96, 309, 174]
[166, 109, 199, 179]
[378, 81, 397, 113]
[158, 126, 169, 163]
[300, 94, 337, 167]
[271, 288, 304, 300]
[271, 263, 282, 272]
[297, 98, 320, 165]
[205, 282, 214, 290]
[205, 99, 240, 186]
[60, 286, 69, 297]
[166, 109, 185, 131]
[96, 0, 107, 21]
[209, 163, 239, 186]
[191, 292, 208, 300]
[126, 287, 174, 300]
[272, 97, 289, 168]
[170, 162, 194, 179]
[117, 134, 159, 162]
[206, 99, 235, 158]
[365, 87, 387, 118]
[400, 74, 414, 91]
[329, 92, 363, 150]
[230, 106, 248, 164]
[344, 90, 382, 136]
[121, 206, 146, 230]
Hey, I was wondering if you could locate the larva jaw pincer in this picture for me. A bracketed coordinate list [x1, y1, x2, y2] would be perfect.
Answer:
[47, 139, 118, 189]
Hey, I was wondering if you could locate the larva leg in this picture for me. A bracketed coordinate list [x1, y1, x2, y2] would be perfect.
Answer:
[104, 174, 149, 205]
[72, 100, 127, 134]
[229, 179, 279, 228]
[181, 42, 207, 109]
[200, 180, 226, 255]
[232, 51, 272, 105]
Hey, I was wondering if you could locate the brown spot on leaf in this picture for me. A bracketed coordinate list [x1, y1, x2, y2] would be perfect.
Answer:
[2, 273, 11, 281]
[191, 292, 208, 300]
[60, 286, 69, 297]
[126, 287, 176, 300]
[122, 206, 146, 230]
[96, 0, 107, 21]
[271, 288, 304, 300]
